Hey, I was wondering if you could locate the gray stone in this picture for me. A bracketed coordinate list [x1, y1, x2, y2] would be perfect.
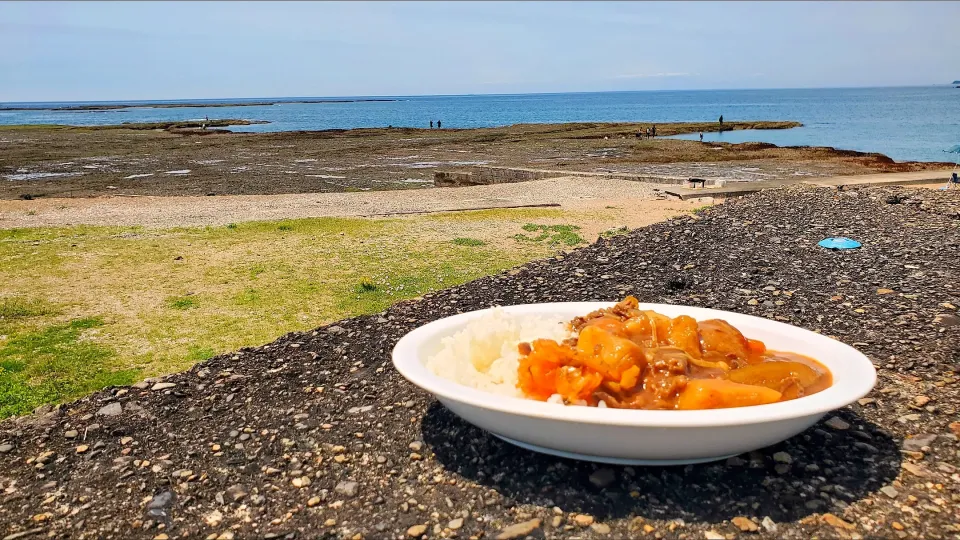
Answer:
[64, 430, 79, 439]
[933, 313, 960, 327]
[225, 484, 248, 502]
[880, 486, 899, 499]
[96, 402, 122, 417]
[335, 480, 359, 498]
[0, 443, 13, 453]
[824, 417, 850, 430]
[902, 433, 937, 451]
[588, 468, 616, 488]
[145, 490, 176, 520]
[347, 405, 374, 414]
[151, 382, 176, 391]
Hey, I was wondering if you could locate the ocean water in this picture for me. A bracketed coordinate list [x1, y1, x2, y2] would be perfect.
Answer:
[2, 87, 958, 163]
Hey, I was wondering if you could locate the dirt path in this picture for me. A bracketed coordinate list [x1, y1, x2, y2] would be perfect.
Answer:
[0, 176, 702, 229]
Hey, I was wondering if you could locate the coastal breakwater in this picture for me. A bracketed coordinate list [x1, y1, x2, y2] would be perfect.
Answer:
[434, 165, 705, 187]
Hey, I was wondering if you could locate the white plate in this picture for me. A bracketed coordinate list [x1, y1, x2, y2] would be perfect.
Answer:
[392, 302, 877, 465]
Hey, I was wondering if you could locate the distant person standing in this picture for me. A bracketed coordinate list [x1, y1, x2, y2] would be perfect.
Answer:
[699, 131, 703, 142]
[651, 124, 656, 137]
[430, 120, 433, 128]
[719, 115, 724, 126]
[437, 120, 442, 128]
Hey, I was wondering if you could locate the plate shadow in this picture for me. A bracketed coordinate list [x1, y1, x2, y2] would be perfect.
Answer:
[420, 401, 900, 522]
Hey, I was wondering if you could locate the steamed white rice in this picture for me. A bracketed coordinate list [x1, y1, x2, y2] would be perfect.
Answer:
[425, 309, 572, 397]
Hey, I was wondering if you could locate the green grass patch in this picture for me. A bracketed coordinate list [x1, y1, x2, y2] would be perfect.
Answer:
[166, 295, 198, 310]
[0, 317, 137, 417]
[514, 223, 585, 246]
[0, 296, 58, 320]
[452, 237, 486, 247]
[355, 278, 378, 293]
[186, 346, 216, 362]
[690, 204, 712, 215]
[0, 211, 560, 418]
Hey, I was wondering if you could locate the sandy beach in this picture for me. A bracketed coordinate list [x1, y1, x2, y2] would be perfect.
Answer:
[0, 176, 704, 229]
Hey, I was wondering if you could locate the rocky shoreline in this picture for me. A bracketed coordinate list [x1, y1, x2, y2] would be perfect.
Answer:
[1, 185, 958, 540]
[2, 122, 947, 200]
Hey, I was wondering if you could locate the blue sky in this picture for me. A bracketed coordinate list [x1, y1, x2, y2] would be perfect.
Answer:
[2, 1, 958, 102]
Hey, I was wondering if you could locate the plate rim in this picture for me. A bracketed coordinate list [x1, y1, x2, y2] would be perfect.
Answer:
[492, 433, 738, 466]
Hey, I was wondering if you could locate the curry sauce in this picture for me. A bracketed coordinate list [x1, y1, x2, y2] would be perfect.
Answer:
[517, 297, 832, 410]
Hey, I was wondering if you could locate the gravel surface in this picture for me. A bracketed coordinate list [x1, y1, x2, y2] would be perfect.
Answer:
[1, 185, 958, 540]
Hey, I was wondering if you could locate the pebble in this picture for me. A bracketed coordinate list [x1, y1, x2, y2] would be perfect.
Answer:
[881, 486, 899, 499]
[0, 443, 13, 453]
[291, 476, 311, 488]
[822, 513, 855, 530]
[574, 514, 594, 527]
[704, 531, 725, 540]
[96, 402, 122, 417]
[145, 491, 175, 520]
[934, 313, 960, 326]
[75, 445, 89, 453]
[761, 517, 777, 532]
[590, 523, 611, 534]
[901, 462, 932, 478]
[825, 417, 850, 430]
[902, 433, 937, 451]
[64, 429, 79, 439]
[732, 516, 758, 532]
[914, 395, 931, 407]
[225, 484, 248, 502]
[773, 451, 792, 464]
[335, 480, 359, 497]
[409, 441, 423, 451]
[324, 519, 337, 527]
[858, 398, 876, 406]
[307, 496, 321, 507]
[448, 518, 464, 530]
[588, 468, 616, 488]
[151, 382, 176, 391]
[495, 518, 542, 539]
[347, 405, 374, 414]
[406, 524, 427, 537]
